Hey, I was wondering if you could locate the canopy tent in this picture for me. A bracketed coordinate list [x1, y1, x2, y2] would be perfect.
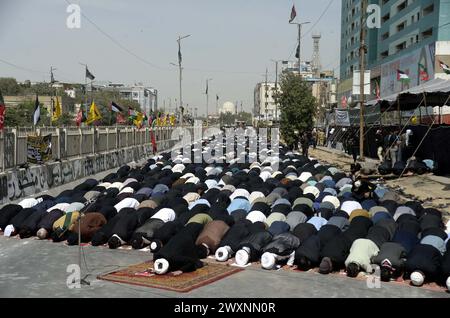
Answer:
[366, 78, 450, 111]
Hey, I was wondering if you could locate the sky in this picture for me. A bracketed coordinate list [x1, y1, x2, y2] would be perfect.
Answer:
[0, 0, 341, 115]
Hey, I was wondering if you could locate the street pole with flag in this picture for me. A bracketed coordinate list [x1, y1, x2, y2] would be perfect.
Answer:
[33, 94, 41, 127]
[289, 4, 310, 77]
[0, 90, 5, 131]
[205, 78, 212, 126]
[216, 94, 219, 115]
[177, 34, 191, 126]
[439, 60, 450, 74]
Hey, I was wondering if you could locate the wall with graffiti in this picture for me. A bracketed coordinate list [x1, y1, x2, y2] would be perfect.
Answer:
[0, 139, 176, 205]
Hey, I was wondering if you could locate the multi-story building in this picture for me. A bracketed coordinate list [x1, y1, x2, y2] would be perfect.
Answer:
[96, 83, 158, 114]
[339, 0, 450, 105]
[253, 82, 281, 124]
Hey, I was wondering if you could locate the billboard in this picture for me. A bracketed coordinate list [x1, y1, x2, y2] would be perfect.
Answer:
[380, 43, 435, 96]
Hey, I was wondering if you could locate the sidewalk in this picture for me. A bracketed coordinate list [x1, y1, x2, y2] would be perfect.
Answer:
[310, 147, 450, 218]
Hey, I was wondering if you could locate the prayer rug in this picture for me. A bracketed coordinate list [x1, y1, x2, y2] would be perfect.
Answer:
[97, 261, 243, 293]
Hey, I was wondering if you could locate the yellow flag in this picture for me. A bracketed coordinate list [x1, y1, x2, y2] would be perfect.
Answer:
[51, 97, 62, 122]
[133, 112, 144, 128]
[86, 101, 102, 125]
[170, 114, 175, 126]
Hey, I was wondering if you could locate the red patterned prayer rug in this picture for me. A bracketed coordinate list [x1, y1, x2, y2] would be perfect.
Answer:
[97, 261, 243, 293]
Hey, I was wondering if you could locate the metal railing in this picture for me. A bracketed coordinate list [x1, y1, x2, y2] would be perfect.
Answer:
[0, 126, 179, 172]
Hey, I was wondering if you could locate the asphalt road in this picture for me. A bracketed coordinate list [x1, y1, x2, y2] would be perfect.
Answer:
[0, 236, 448, 298]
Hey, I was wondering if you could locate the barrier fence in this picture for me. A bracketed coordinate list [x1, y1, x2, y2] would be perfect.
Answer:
[0, 126, 186, 172]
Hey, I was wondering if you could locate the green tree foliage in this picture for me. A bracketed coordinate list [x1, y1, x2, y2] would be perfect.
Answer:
[0, 78, 21, 95]
[276, 72, 316, 149]
[4, 100, 49, 127]
[53, 113, 74, 126]
[218, 111, 253, 126]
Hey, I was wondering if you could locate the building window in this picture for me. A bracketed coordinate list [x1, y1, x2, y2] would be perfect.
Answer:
[397, 1, 407, 12]
[382, 0, 389, 4]
[382, 13, 390, 23]
[382, 32, 389, 40]
[397, 21, 406, 32]
[396, 41, 407, 52]
[423, 4, 434, 16]
[380, 51, 389, 59]
[133, 92, 139, 98]
[422, 28, 433, 39]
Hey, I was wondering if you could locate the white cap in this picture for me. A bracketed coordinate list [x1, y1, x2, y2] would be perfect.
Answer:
[151, 208, 176, 223]
[259, 171, 272, 182]
[322, 195, 340, 210]
[182, 158, 192, 164]
[119, 187, 135, 194]
[341, 201, 363, 215]
[181, 173, 195, 180]
[261, 252, 276, 270]
[154, 258, 170, 275]
[98, 182, 112, 189]
[303, 186, 320, 199]
[185, 177, 200, 184]
[18, 198, 40, 209]
[110, 182, 124, 190]
[37, 228, 48, 240]
[215, 246, 231, 262]
[246, 211, 267, 224]
[249, 191, 265, 204]
[230, 189, 250, 201]
[3, 224, 15, 237]
[410, 271, 425, 286]
[299, 172, 313, 182]
[172, 164, 185, 174]
[235, 249, 250, 266]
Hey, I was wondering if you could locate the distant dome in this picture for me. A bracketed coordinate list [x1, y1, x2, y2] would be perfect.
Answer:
[221, 102, 236, 114]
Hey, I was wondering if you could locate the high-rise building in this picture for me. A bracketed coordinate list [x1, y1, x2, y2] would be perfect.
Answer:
[339, 0, 450, 105]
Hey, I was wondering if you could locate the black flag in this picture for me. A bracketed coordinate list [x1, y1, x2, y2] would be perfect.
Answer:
[86, 67, 95, 80]
[33, 94, 40, 126]
[178, 42, 182, 64]
[295, 45, 300, 59]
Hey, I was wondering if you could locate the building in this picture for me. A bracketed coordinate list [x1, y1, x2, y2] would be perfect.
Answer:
[339, 0, 450, 106]
[95, 83, 158, 114]
[281, 60, 314, 79]
[220, 101, 236, 114]
[253, 82, 281, 124]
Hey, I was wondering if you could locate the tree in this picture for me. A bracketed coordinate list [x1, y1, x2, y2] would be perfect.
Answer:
[0, 78, 21, 95]
[276, 72, 316, 149]
[4, 100, 49, 127]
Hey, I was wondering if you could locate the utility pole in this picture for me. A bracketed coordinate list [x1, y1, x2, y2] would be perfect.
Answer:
[359, 0, 367, 161]
[290, 21, 310, 77]
[176, 34, 191, 126]
[265, 67, 269, 126]
[271, 60, 279, 123]
[50, 66, 56, 127]
[206, 78, 212, 126]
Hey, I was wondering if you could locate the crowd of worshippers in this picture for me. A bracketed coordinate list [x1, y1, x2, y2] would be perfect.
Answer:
[0, 135, 449, 290]
[340, 128, 436, 176]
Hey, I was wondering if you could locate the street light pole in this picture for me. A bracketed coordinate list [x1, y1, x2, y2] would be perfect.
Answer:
[359, 0, 367, 161]
[289, 21, 310, 76]
[176, 34, 191, 126]
[206, 78, 213, 126]
[271, 59, 282, 123]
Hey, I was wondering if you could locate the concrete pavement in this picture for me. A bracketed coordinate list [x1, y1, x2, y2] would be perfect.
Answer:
[0, 236, 448, 298]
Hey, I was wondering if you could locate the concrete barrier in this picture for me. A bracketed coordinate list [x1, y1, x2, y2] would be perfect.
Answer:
[0, 139, 177, 205]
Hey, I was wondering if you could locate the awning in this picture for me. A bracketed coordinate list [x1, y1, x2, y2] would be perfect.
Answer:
[366, 78, 450, 111]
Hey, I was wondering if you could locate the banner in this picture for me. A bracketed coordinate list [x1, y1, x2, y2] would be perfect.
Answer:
[348, 104, 381, 126]
[335, 104, 381, 127]
[335, 110, 350, 127]
[27, 134, 52, 164]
